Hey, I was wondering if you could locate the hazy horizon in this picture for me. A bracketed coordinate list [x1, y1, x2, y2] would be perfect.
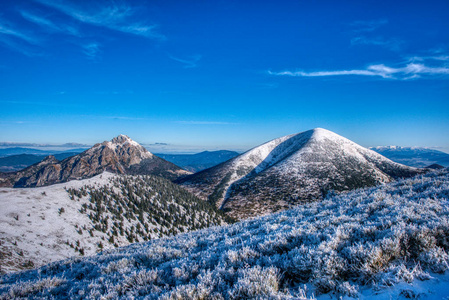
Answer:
[1, 129, 449, 155]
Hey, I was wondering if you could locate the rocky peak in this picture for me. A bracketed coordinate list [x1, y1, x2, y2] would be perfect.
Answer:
[111, 134, 132, 144]
[2, 135, 188, 187]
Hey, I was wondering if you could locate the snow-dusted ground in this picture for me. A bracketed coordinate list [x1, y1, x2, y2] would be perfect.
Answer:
[1, 170, 448, 299]
[0, 171, 227, 275]
[0, 173, 117, 274]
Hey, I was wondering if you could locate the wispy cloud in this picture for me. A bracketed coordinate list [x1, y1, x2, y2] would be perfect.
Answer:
[407, 55, 449, 62]
[0, 36, 39, 56]
[0, 20, 39, 44]
[0, 141, 91, 148]
[176, 121, 238, 125]
[168, 54, 202, 68]
[1, 2, 163, 57]
[0, 19, 42, 55]
[20, 10, 80, 36]
[35, 0, 165, 40]
[349, 19, 404, 51]
[82, 42, 101, 59]
[350, 19, 388, 32]
[268, 62, 449, 80]
[351, 36, 403, 51]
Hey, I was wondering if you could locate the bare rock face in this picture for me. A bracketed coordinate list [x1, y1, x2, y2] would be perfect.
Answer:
[178, 128, 428, 219]
[1, 135, 190, 187]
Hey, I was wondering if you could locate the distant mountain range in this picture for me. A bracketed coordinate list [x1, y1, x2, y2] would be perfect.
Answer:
[178, 128, 426, 219]
[0, 147, 87, 157]
[0, 153, 79, 172]
[0, 135, 189, 187]
[0, 148, 239, 174]
[156, 150, 239, 172]
[371, 146, 449, 168]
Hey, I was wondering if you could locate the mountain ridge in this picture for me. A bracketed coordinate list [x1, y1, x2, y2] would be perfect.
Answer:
[0, 135, 190, 187]
[179, 128, 427, 219]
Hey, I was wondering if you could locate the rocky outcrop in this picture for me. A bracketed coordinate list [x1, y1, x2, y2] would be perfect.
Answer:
[0, 135, 190, 187]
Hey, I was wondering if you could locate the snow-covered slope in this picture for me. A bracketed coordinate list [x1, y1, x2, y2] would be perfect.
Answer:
[0, 135, 190, 187]
[1, 170, 448, 299]
[0, 172, 230, 274]
[179, 128, 425, 219]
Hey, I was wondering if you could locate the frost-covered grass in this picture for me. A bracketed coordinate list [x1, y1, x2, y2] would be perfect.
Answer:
[1, 170, 449, 299]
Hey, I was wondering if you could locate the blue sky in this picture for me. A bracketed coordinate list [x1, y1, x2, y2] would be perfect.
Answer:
[1, 0, 448, 153]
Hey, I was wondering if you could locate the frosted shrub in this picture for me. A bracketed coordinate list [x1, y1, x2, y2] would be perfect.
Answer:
[3, 277, 65, 299]
[336, 281, 358, 297]
[418, 247, 449, 273]
[160, 283, 223, 300]
[294, 285, 316, 300]
[102, 257, 134, 274]
[172, 266, 191, 283]
[120, 269, 160, 296]
[394, 264, 416, 283]
[313, 276, 336, 295]
[285, 245, 315, 281]
[379, 237, 402, 260]
[228, 266, 280, 299]
[224, 246, 259, 267]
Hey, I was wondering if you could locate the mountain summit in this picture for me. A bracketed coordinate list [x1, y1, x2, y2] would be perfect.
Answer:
[178, 128, 427, 219]
[0, 135, 189, 187]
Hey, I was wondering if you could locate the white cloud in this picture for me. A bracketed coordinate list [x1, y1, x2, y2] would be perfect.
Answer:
[35, 0, 165, 40]
[268, 63, 449, 80]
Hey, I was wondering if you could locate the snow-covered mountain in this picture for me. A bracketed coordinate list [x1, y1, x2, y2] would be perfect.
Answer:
[0, 172, 230, 274]
[178, 128, 426, 219]
[2, 170, 448, 299]
[0, 135, 190, 187]
[371, 146, 449, 168]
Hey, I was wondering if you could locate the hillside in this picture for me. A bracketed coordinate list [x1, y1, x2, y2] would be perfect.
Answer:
[179, 128, 425, 219]
[0, 135, 190, 187]
[0, 172, 231, 274]
[371, 146, 449, 168]
[156, 150, 239, 173]
[1, 170, 448, 299]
